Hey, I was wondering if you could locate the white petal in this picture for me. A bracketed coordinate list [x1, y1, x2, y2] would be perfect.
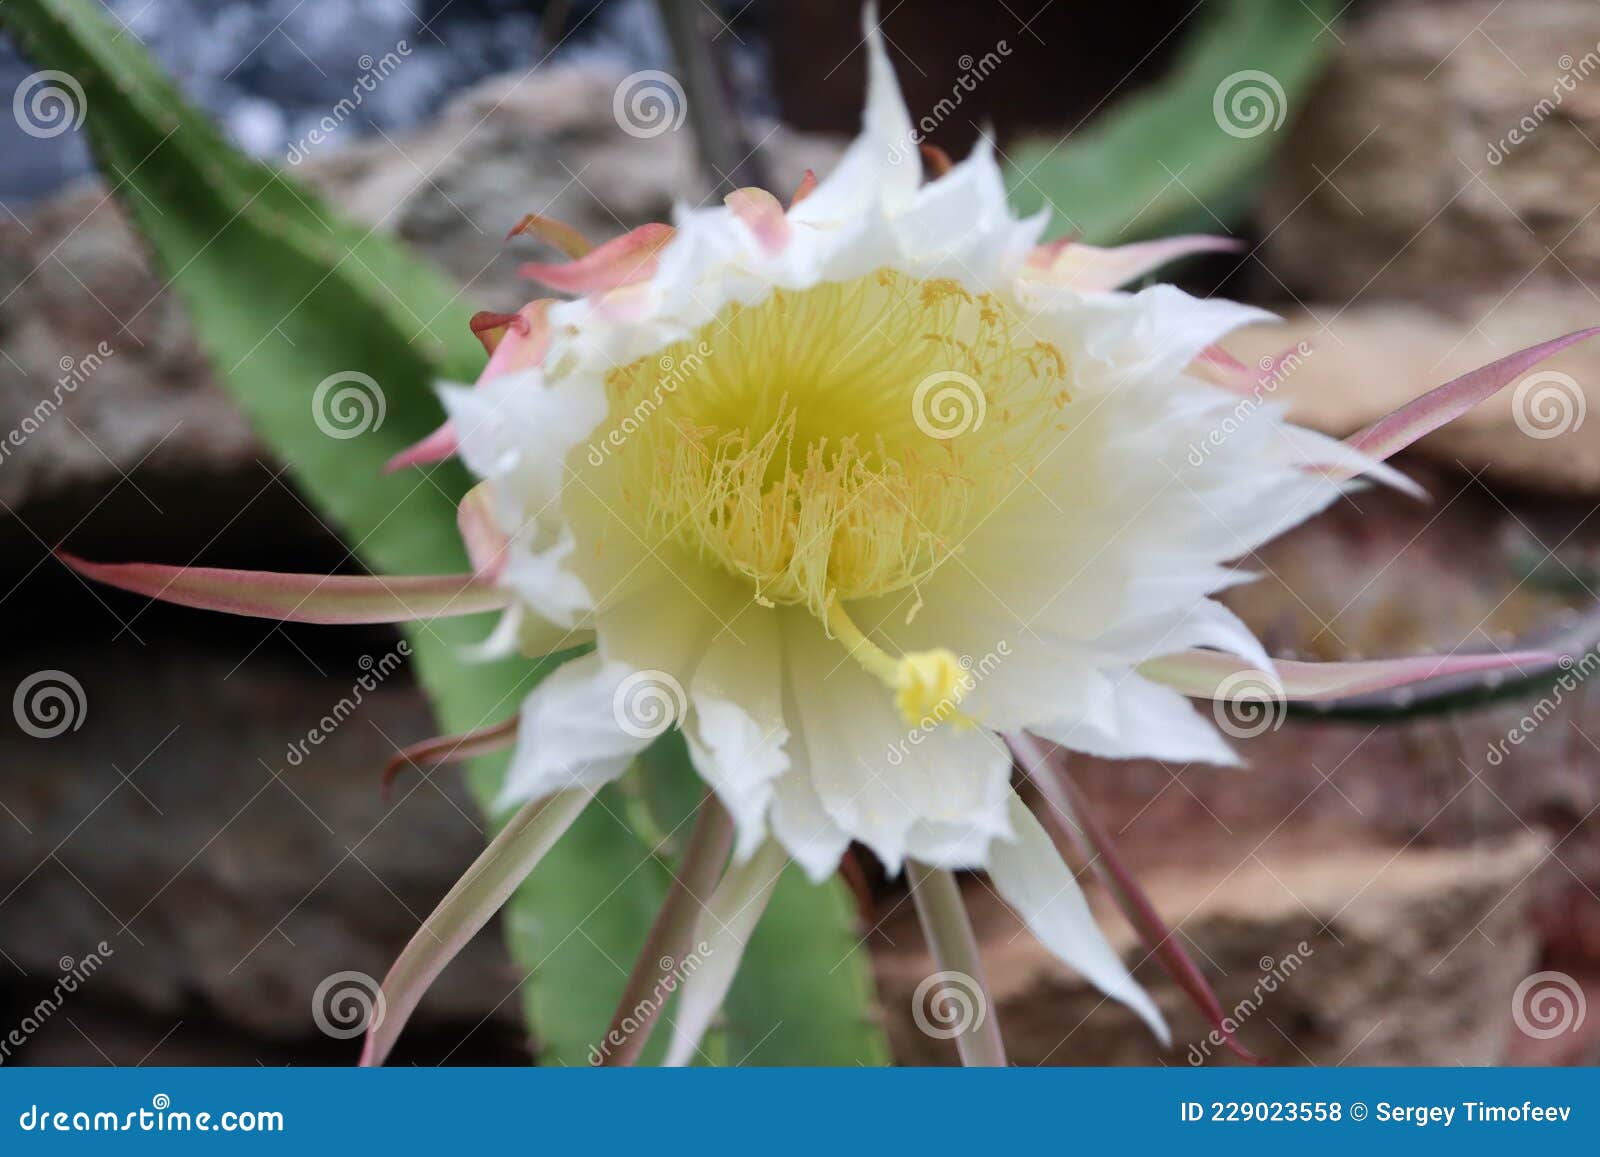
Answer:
[499, 533, 594, 632]
[987, 791, 1170, 1043]
[1032, 672, 1240, 768]
[686, 613, 791, 862]
[1093, 595, 1274, 675]
[787, 2, 919, 226]
[765, 685, 851, 883]
[1041, 284, 1277, 396]
[441, 371, 606, 506]
[767, 763, 851, 884]
[783, 610, 1013, 874]
[496, 653, 655, 809]
[891, 135, 1046, 289]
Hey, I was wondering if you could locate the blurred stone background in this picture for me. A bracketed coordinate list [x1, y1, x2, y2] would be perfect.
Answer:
[3, 0, 1600, 1066]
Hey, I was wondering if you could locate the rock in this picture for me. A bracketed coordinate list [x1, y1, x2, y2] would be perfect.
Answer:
[1227, 291, 1600, 498]
[876, 836, 1548, 1066]
[0, 627, 523, 1058]
[1238, 0, 1600, 499]
[1260, 0, 1600, 303]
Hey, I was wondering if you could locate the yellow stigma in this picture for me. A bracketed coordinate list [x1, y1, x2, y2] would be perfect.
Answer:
[890, 648, 973, 731]
[826, 601, 974, 730]
[601, 268, 1068, 730]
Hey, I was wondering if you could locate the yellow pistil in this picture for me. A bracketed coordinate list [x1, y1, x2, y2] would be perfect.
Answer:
[826, 600, 974, 731]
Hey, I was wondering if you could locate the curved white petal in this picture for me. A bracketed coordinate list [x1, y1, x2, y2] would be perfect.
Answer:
[686, 613, 791, 862]
[988, 791, 1170, 1043]
[891, 135, 1047, 289]
[496, 652, 656, 810]
[1031, 672, 1240, 768]
[784, 610, 1014, 874]
[765, 697, 852, 883]
[786, 2, 918, 227]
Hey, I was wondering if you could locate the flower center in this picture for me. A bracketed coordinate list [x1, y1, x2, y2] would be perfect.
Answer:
[603, 268, 1068, 724]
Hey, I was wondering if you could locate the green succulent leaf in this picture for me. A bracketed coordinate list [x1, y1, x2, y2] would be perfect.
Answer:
[1006, 0, 1343, 243]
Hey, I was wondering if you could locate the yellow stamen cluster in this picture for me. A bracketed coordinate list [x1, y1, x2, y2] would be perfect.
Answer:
[604, 268, 1069, 726]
